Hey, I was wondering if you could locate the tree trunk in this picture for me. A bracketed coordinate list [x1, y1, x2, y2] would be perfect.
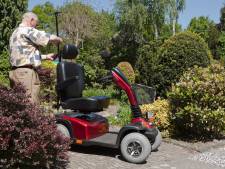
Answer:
[75, 29, 79, 46]
[154, 23, 159, 40]
[172, 18, 176, 36]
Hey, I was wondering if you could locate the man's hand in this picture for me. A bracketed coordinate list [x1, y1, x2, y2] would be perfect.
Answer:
[49, 35, 63, 44]
[41, 53, 57, 60]
[45, 53, 57, 60]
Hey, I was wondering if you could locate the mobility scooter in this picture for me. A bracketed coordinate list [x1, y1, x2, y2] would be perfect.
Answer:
[55, 44, 162, 164]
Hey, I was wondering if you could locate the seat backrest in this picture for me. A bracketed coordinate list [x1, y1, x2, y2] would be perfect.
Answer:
[57, 61, 85, 101]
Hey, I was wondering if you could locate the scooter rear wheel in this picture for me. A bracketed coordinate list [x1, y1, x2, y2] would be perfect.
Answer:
[56, 123, 71, 138]
[151, 128, 162, 151]
[120, 132, 151, 164]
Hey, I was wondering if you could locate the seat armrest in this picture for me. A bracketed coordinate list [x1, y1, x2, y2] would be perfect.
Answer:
[57, 76, 79, 91]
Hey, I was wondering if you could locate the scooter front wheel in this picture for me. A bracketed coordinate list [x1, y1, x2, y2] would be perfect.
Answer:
[120, 132, 151, 164]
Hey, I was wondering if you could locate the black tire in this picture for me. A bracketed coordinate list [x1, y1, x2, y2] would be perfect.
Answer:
[151, 128, 162, 151]
[56, 123, 71, 138]
[120, 132, 151, 164]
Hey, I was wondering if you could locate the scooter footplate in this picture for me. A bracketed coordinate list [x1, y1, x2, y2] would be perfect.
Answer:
[89, 132, 118, 145]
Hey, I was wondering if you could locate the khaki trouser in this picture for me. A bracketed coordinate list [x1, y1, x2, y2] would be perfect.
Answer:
[9, 68, 40, 105]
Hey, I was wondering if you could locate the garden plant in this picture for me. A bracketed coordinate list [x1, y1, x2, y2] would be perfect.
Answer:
[0, 85, 70, 169]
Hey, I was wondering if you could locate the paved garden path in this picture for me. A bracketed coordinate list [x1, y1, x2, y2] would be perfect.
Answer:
[67, 106, 225, 169]
[68, 141, 225, 169]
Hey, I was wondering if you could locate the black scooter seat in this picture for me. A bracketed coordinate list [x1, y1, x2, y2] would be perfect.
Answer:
[61, 96, 110, 112]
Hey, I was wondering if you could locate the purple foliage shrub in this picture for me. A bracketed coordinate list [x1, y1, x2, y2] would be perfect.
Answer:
[0, 85, 70, 169]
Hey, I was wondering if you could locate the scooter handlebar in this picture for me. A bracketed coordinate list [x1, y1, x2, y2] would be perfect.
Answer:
[98, 74, 113, 84]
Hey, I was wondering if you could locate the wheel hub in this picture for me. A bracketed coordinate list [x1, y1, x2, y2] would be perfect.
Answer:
[127, 141, 143, 158]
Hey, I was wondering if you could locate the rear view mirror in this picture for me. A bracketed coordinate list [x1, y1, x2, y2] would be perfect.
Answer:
[100, 49, 111, 58]
[62, 44, 78, 59]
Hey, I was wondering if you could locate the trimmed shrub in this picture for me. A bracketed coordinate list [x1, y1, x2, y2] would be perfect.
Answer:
[140, 99, 171, 131]
[157, 31, 212, 96]
[0, 85, 70, 169]
[168, 63, 225, 139]
[117, 61, 135, 84]
[187, 16, 215, 44]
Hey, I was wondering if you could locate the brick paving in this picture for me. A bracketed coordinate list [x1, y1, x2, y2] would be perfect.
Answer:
[67, 107, 225, 169]
[191, 146, 225, 168]
[68, 142, 225, 169]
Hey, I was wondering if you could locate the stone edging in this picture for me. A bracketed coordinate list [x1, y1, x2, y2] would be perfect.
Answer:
[163, 138, 225, 153]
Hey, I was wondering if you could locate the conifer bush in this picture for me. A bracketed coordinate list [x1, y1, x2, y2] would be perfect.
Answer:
[0, 85, 70, 169]
[135, 40, 163, 89]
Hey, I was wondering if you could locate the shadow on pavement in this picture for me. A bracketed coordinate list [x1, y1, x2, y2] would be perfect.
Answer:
[70, 145, 120, 158]
[70, 145, 147, 164]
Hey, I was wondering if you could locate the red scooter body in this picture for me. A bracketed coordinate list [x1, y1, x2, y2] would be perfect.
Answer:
[61, 114, 109, 140]
[57, 67, 155, 142]
[55, 48, 160, 164]
[54, 17, 161, 162]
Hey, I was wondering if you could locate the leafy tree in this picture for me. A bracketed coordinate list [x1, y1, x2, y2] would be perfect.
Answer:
[219, 5, 225, 31]
[91, 11, 116, 49]
[188, 16, 215, 43]
[60, 2, 98, 47]
[188, 16, 220, 59]
[0, 0, 28, 85]
[58, 2, 116, 86]
[168, 0, 185, 35]
[115, 0, 147, 38]
[32, 2, 56, 33]
[112, 0, 147, 65]
[32, 2, 56, 55]
[60, 2, 116, 49]
[215, 4, 225, 61]
[0, 0, 27, 51]
[208, 24, 220, 59]
[143, 0, 168, 39]
[161, 23, 182, 39]
[112, 0, 184, 68]
[216, 31, 225, 62]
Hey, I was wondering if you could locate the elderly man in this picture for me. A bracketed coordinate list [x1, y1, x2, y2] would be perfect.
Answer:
[9, 12, 62, 104]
